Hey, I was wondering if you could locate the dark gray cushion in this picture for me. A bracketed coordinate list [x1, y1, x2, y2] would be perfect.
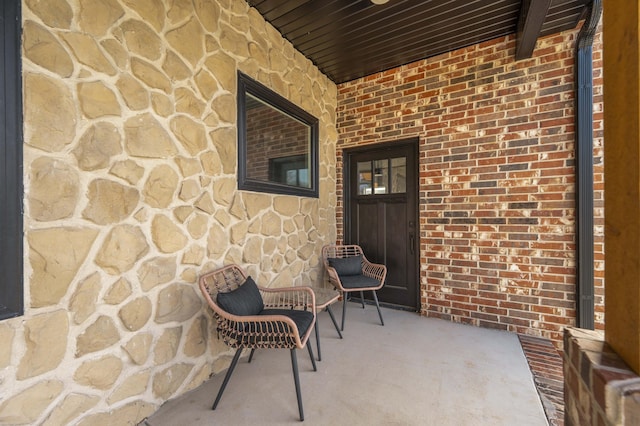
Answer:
[339, 274, 380, 289]
[260, 309, 315, 336]
[328, 255, 362, 276]
[217, 276, 264, 316]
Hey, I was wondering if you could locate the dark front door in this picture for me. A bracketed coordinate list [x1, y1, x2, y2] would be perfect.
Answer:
[345, 139, 419, 310]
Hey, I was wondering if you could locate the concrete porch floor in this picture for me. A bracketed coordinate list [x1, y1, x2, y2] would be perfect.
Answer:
[145, 305, 550, 425]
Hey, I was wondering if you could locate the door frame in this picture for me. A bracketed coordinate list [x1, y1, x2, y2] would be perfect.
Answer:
[342, 137, 420, 310]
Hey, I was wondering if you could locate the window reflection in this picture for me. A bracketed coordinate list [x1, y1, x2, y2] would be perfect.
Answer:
[269, 154, 310, 187]
[357, 161, 372, 195]
[373, 159, 388, 194]
[245, 94, 311, 189]
[391, 157, 406, 193]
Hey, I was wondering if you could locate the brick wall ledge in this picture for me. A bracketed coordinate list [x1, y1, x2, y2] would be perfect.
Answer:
[563, 327, 640, 425]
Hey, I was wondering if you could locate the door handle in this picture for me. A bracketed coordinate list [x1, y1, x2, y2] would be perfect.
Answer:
[409, 233, 415, 255]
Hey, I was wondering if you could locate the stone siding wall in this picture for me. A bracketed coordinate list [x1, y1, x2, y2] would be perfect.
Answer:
[336, 25, 604, 344]
[0, 1, 337, 425]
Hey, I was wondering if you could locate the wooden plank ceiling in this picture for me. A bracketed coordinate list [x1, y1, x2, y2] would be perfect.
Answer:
[247, 0, 588, 84]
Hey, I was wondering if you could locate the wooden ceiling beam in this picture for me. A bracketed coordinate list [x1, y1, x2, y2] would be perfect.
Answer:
[515, 0, 552, 60]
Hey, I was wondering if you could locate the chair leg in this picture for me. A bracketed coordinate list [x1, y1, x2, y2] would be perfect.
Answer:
[307, 342, 317, 371]
[372, 290, 384, 326]
[315, 317, 321, 361]
[326, 306, 343, 339]
[359, 290, 365, 308]
[212, 347, 243, 410]
[290, 349, 304, 421]
[341, 293, 347, 331]
[248, 348, 256, 363]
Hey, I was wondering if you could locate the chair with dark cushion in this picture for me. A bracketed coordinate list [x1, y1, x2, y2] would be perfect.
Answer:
[321, 244, 386, 330]
[198, 264, 317, 421]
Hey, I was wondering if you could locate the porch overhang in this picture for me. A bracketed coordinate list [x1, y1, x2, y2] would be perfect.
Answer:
[248, 0, 588, 84]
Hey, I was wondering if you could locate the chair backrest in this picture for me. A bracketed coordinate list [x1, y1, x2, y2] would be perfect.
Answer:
[321, 244, 364, 267]
[198, 264, 248, 318]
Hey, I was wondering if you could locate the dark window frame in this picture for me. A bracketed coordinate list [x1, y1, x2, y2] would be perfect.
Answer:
[237, 71, 319, 198]
[1, 0, 24, 320]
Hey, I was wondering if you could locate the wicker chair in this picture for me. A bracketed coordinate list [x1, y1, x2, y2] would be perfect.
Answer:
[198, 264, 317, 421]
[321, 244, 386, 330]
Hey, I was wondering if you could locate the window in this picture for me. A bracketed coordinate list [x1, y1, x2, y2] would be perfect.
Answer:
[237, 72, 319, 197]
[1, 0, 24, 320]
[357, 157, 406, 195]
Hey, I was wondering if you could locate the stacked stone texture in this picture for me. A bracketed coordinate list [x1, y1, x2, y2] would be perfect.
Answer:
[0, 0, 337, 424]
[336, 25, 604, 344]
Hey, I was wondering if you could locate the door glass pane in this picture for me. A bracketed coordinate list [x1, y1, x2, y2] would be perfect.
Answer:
[357, 161, 372, 195]
[390, 157, 406, 193]
[373, 159, 388, 194]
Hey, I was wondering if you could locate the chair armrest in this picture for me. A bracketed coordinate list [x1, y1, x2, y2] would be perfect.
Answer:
[324, 266, 346, 291]
[362, 259, 387, 283]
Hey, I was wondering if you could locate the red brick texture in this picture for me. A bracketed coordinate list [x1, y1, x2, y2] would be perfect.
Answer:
[336, 25, 604, 345]
[563, 328, 640, 425]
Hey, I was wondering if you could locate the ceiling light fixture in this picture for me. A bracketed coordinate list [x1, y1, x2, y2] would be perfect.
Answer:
[371, 0, 390, 4]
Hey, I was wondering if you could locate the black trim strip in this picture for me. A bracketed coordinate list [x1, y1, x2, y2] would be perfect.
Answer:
[574, 0, 602, 330]
[0, 0, 24, 320]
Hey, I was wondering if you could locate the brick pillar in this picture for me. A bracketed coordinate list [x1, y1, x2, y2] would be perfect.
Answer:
[603, 0, 640, 374]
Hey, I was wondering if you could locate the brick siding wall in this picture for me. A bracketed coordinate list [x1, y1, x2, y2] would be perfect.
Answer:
[336, 25, 604, 344]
